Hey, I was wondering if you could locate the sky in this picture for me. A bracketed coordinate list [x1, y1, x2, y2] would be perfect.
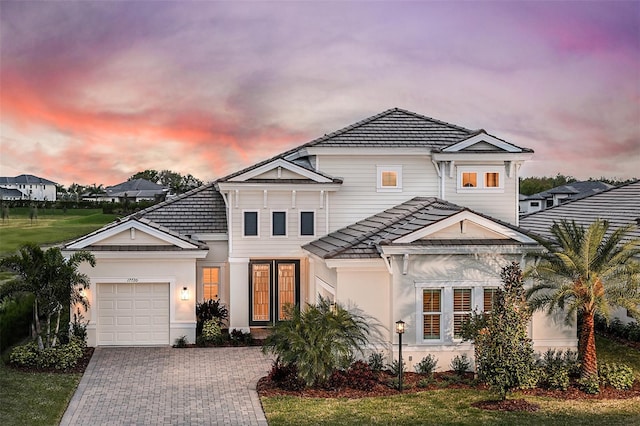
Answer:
[1, 1, 638, 187]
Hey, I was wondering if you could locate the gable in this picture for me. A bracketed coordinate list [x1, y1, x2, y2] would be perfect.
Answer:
[65, 219, 204, 250]
[442, 132, 525, 153]
[227, 158, 333, 183]
[393, 211, 536, 244]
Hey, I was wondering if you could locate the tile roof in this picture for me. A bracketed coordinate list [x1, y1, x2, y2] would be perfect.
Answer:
[519, 180, 640, 243]
[219, 108, 532, 182]
[522, 181, 614, 201]
[303, 197, 537, 259]
[132, 184, 227, 235]
[0, 174, 57, 185]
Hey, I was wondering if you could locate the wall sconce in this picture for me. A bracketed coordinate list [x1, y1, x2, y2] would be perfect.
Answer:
[395, 320, 405, 392]
[79, 288, 87, 298]
[180, 286, 189, 301]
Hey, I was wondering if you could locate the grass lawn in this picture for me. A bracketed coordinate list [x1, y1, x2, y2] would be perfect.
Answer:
[261, 335, 640, 425]
[0, 208, 116, 255]
[0, 362, 81, 426]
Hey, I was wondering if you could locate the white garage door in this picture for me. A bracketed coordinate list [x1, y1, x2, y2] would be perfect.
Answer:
[97, 283, 169, 346]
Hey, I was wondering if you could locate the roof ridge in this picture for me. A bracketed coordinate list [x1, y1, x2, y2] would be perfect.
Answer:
[131, 182, 217, 218]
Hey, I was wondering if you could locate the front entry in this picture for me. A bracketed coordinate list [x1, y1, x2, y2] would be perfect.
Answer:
[249, 260, 300, 326]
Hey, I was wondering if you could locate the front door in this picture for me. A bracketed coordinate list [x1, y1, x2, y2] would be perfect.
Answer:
[249, 260, 300, 326]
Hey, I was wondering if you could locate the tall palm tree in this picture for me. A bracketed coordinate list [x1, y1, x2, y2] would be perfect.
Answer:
[526, 219, 640, 380]
[0, 243, 95, 348]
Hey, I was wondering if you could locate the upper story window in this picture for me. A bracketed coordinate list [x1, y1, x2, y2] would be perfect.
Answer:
[300, 211, 315, 236]
[243, 210, 259, 237]
[272, 211, 287, 236]
[376, 165, 402, 192]
[457, 166, 504, 193]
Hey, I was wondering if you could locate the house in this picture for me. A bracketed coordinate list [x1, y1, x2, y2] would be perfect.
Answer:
[63, 108, 576, 369]
[0, 174, 57, 201]
[519, 181, 613, 215]
[520, 180, 640, 324]
[82, 178, 169, 203]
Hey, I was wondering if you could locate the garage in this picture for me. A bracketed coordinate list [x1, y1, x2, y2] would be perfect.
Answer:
[96, 282, 170, 346]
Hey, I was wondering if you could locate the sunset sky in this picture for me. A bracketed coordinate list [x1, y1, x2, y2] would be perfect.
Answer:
[1, 1, 638, 187]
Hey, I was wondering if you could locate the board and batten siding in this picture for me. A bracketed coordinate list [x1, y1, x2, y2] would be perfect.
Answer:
[317, 155, 440, 231]
[228, 189, 328, 258]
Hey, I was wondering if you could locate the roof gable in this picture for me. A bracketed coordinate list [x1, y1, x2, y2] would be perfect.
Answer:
[65, 218, 207, 250]
[227, 158, 333, 183]
[441, 132, 526, 153]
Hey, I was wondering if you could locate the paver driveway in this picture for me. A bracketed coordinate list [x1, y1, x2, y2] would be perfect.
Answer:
[61, 346, 273, 426]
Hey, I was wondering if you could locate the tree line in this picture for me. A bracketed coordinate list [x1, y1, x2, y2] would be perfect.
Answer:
[519, 174, 636, 196]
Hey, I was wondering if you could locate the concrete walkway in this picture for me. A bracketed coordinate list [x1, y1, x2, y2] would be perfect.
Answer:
[60, 346, 273, 426]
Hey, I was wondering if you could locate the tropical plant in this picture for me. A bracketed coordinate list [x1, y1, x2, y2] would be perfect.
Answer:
[196, 299, 229, 335]
[261, 297, 376, 387]
[0, 243, 95, 349]
[462, 262, 535, 400]
[415, 354, 438, 376]
[526, 219, 640, 384]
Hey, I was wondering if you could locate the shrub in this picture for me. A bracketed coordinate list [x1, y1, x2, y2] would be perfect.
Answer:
[229, 328, 253, 345]
[268, 360, 305, 391]
[628, 323, 640, 342]
[462, 262, 535, 400]
[173, 336, 188, 348]
[70, 308, 88, 344]
[367, 352, 385, 372]
[10, 337, 84, 370]
[0, 294, 34, 353]
[387, 358, 406, 376]
[346, 360, 376, 391]
[599, 363, 635, 390]
[609, 318, 628, 339]
[417, 378, 432, 388]
[200, 319, 222, 344]
[196, 299, 229, 335]
[450, 355, 471, 376]
[415, 354, 438, 376]
[262, 297, 374, 387]
[578, 375, 600, 394]
[536, 349, 576, 391]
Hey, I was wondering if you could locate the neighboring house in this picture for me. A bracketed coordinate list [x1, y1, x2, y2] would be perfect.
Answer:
[63, 108, 575, 369]
[0, 174, 57, 201]
[82, 179, 169, 202]
[520, 180, 640, 324]
[519, 181, 613, 215]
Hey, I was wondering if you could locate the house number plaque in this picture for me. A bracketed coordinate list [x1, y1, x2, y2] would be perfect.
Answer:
[127, 278, 139, 283]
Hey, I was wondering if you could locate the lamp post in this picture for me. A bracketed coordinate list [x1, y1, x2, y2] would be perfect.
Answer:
[395, 320, 405, 392]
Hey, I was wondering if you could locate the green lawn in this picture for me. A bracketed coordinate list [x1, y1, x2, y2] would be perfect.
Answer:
[0, 362, 81, 426]
[261, 335, 640, 425]
[0, 208, 116, 255]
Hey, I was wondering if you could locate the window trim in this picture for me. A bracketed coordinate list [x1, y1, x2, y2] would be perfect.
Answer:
[299, 210, 316, 237]
[376, 165, 403, 192]
[242, 210, 260, 238]
[271, 210, 287, 237]
[456, 166, 504, 193]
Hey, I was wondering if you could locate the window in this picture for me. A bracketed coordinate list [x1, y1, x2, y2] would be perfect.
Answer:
[453, 289, 472, 338]
[243, 211, 259, 236]
[376, 165, 402, 192]
[272, 211, 286, 236]
[483, 288, 498, 313]
[457, 167, 504, 192]
[203, 267, 220, 300]
[485, 172, 499, 187]
[300, 211, 315, 236]
[462, 172, 477, 188]
[530, 201, 540, 207]
[546, 199, 554, 208]
[423, 289, 441, 340]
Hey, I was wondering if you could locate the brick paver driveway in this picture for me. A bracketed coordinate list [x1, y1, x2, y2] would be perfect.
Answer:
[61, 346, 273, 426]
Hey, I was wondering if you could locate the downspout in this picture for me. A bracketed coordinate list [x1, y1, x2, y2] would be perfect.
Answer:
[220, 190, 232, 254]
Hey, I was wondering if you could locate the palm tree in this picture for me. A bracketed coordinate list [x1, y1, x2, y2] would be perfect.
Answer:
[0, 243, 95, 348]
[526, 219, 640, 381]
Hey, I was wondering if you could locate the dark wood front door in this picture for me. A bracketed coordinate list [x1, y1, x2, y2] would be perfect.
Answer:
[249, 260, 300, 326]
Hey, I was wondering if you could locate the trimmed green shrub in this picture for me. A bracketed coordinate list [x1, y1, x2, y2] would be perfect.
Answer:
[536, 349, 579, 391]
[173, 336, 188, 348]
[415, 354, 438, 376]
[599, 362, 635, 390]
[578, 375, 600, 394]
[200, 319, 222, 344]
[0, 294, 34, 353]
[229, 328, 253, 345]
[9, 337, 84, 370]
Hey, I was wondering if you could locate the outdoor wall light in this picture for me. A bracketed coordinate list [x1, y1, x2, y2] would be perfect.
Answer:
[180, 286, 189, 301]
[395, 320, 405, 392]
[79, 288, 87, 298]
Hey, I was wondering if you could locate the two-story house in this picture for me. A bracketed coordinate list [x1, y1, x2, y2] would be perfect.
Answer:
[63, 108, 576, 369]
[0, 174, 57, 201]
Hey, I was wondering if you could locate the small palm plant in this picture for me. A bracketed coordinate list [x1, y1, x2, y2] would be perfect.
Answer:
[262, 297, 377, 387]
